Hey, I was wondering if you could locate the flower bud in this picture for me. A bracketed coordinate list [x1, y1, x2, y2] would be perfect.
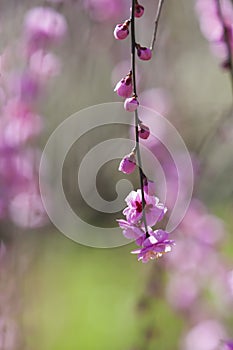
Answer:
[124, 96, 139, 112]
[114, 72, 133, 98]
[114, 21, 130, 40]
[138, 123, 150, 139]
[119, 152, 136, 174]
[137, 46, 152, 61]
[135, 3, 144, 18]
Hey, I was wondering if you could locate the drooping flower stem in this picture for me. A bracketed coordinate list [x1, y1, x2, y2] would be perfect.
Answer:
[150, 0, 165, 51]
[130, 0, 149, 237]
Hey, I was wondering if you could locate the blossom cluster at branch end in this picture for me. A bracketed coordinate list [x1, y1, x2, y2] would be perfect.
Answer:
[117, 188, 174, 263]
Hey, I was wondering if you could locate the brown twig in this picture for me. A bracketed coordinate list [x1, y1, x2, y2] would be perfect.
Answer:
[196, 0, 233, 168]
[150, 0, 165, 51]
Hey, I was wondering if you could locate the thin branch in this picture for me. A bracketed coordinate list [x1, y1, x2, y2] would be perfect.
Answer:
[216, 0, 233, 95]
[196, 107, 232, 158]
[195, 0, 233, 169]
[150, 0, 165, 51]
[131, 0, 149, 237]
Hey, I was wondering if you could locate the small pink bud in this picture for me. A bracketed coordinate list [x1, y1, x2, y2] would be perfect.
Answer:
[124, 96, 139, 112]
[114, 22, 129, 40]
[135, 3, 144, 18]
[114, 73, 133, 98]
[119, 152, 136, 174]
[137, 46, 152, 61]
[138, 123, 150, 139]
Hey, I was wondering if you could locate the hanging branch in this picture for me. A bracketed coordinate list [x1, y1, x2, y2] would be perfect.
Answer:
[150, 0, 165, 51]
[216, 0, 233, 94]
[131, 0, 149, 236]
[196, 0, 233, 166]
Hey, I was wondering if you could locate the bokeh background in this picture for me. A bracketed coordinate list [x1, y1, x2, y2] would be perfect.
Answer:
[0, 0, 233, 349]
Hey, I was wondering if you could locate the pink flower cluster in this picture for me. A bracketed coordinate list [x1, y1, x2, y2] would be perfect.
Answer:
[195, 0, 233, 68]
[117, 185, 174, 263]
[0, 6, 67, 228]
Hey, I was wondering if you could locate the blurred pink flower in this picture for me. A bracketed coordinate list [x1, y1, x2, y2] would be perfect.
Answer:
[9, 191, 47, 228]
[0, 318, 18, 350]
[166, 273, 199, 310]
[195, 0, 233, 65]
[83, 0, 126, 22]
[29, 50, 61, 80]
[2, 100, 43, 147]
[180, 200, 225, 245]
[182, 320, 227, 350]
[19, 72, 40, 102]
[24, 7, 67, 53]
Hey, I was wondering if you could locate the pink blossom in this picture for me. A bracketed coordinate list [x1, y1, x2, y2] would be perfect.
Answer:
[123, 189, 167, 226]
[117, 219, 145, 239]
[131, 229, 175, 263]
